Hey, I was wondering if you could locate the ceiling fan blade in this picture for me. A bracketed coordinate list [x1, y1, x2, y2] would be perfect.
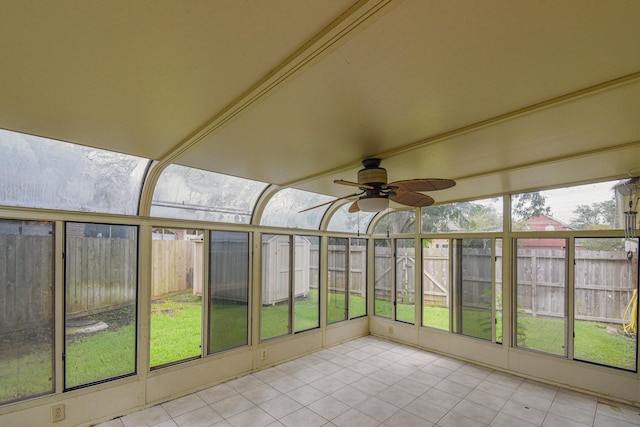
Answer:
[298, 192, 361, 213]
[348, 200, 360, 213]
[389, 178, 456, 192]
[334, 179, 375, 190]
[390, 190, 435, 207]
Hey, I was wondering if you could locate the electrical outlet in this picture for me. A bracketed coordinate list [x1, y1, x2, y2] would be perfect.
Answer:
[260, 349, 267, 360]
[51, 404, 65, 423]
[388, 326, 393, 334]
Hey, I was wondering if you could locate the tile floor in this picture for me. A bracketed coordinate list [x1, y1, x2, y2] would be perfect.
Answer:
[95, 336, 640, 427]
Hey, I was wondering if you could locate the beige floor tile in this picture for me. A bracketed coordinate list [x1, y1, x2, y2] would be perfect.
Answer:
[104, 337, 625, 427]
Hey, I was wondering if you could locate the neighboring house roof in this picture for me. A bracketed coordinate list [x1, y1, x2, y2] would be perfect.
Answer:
[526, 214, 573, 231]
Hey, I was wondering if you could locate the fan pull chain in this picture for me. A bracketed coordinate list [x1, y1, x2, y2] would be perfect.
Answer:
[386, 206, 390, 238]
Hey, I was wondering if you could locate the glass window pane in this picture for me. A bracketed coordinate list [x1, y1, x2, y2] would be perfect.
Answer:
[151, 164, 268, 223]
[452, 239, 492, 340]
[150, 229, 203, 367]
[65, 223, 137, 388]
[396, 239, 416, 324]
[422, 198, 503, 233]
[261, 235, 290, 340]
[515, 239, 567, 355]
[327, 203, 376, 233]
[328, 237, 348, 324]
[294, 236, 320, 332]
[511, 180, 621, 231]
[574, 238, 637, 370]
[422, 239, 450, 331]
[0, 129, 148, 214]
[0, 219, 54, 404]
[349, 238, 367, 318]
[261, 188, 333, 230]
[373, 210, 416, 235]
[209, 231, 250, 353]
[374, 239, 392, 318]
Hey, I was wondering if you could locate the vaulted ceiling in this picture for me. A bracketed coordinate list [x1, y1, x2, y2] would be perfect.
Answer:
[2, 0, 640, 208]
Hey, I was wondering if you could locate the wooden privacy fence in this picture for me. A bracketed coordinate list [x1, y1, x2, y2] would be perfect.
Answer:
[0, 234, 53, 334]
[325, 245, 366, 297]
[457, 248, 494, 309]
[383, 247, 637, 324]
[3, 234, 637, 333]
[574, 250, 637, 322]
[423, 247, 450, 307]
[152, 239, 201, 298]
[374, 246, 418, 303]
[66, 237, 137, 317]
[519, 249, 637, 323]
[374, 246, 393, 300]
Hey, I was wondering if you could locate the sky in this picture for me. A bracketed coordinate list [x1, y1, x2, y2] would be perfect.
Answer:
[541, 180, 618, 224]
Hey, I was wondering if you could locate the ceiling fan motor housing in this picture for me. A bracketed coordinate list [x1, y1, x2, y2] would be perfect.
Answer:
[358, 158, 387, 186]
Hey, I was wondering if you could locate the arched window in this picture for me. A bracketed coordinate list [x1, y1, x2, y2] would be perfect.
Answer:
[0, 129, 148, 214]
[261, 188, 333, 230]
[151, 164, 268, 223]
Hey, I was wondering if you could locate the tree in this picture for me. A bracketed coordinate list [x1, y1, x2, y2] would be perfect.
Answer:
[375, 210, 415, 234]
[512, 192, 551, 222]
[421, 202, 473, 233]
[578, 237, 624, 251]
[570, 200, 616, 230]
[421, 199, 502, 233]
[468, 202, 502, 231]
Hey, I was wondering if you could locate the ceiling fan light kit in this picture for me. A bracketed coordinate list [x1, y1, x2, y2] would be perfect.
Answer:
[357, 196, 389, 212]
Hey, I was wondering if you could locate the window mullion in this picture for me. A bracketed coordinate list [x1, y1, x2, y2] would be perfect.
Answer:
[345, 238, 351, 320]
[567, 237, 575, 360]
[491, 238, 496, 343]
[289, 235, 295, 335]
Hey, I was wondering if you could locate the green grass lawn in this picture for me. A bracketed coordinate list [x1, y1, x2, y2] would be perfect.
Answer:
[66, 305, 137, 388]
[260, 301, 290, 340]
[423, 306, 450, 330]
[374, 298, 416, 323]
[150, 293, 252, 364]
[421, 304, 635, 369]
[574, 320, 636, 369]
[260, 291, 320, 339]
[105, 299, 640, 372]
[520, 316, 637, 370]
[327, 291, 347, 324]
[294, 291, 320, 332]
[65, 324, 136, 388]
[327, 291, 367, 324]
[262, 290, 367, 338]
[0, 343, 53, 403]
[517, 315, 565, 355]
[151, 293, 203, 367]
[210, 300, 249, 354]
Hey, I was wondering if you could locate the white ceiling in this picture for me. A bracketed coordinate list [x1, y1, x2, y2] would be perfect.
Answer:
[2, 0, 640, 208]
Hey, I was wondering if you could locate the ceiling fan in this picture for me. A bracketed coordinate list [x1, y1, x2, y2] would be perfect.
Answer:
[301, 158, 456, 213]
